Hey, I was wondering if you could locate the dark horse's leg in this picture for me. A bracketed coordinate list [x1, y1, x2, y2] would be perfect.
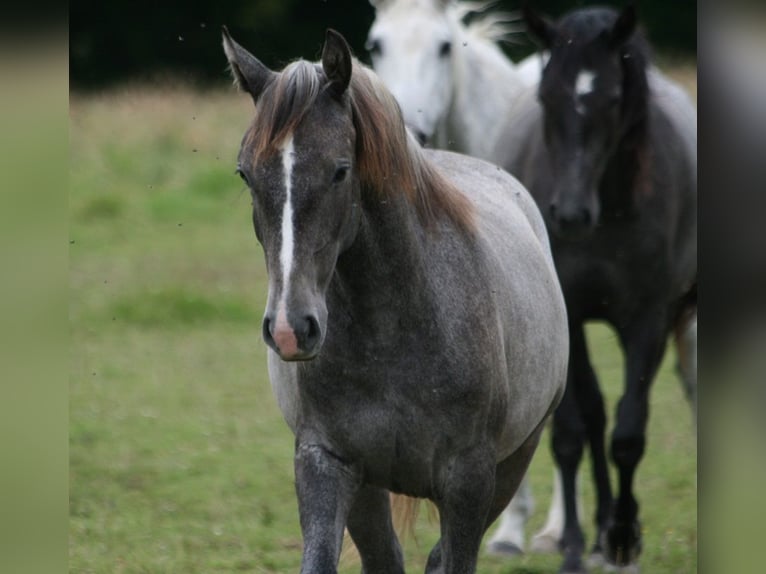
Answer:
[346, 485, 405, 574]
[294, 442, 361, 574]
[574, 326, 614, 565]
[604, 311, 669, 568]
[551, 322, 589, 574]
[425, 405, 551, 574]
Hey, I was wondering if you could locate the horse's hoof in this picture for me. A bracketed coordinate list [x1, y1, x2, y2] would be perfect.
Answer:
[559, 548, 588, 574]
[486, 540, 524, 557]
[602, 520, 642, 567]
[530, 532, 560, 554]
[586, 551, 605, 569]
[601, 563, 640, 574]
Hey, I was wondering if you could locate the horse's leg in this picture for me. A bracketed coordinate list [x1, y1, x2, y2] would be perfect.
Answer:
[571, 327, 614, 566]
[294, 442, 361, 574]
[484, 411, 552, 558]
[423, 446, 496, 574]
[674, 308, 697, 426]
[345, 485, 405, 574]
[552, 323, 590, 574]
[530, 467, 583, 554]
[485, 475, 534, 556]
[604, 313, 668, 569]
[428, 412, 549, 573]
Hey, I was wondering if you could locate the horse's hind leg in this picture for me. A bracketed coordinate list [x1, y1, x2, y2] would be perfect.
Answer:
[674, 308, 697, 426]
[485, 476, 534, 556]
[345, 485, 405, 574]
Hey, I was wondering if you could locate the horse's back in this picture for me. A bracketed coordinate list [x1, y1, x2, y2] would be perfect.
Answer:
[648, 68, 697, 292]
[648, 66, 697, 174]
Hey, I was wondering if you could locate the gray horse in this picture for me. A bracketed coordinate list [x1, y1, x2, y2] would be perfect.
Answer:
[490, 6, 697, 573]
[223, 28, 568, 574]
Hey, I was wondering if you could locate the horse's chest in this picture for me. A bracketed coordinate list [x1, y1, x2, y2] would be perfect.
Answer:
[553, 231, 670, 318]
[289, 354, 491, 495]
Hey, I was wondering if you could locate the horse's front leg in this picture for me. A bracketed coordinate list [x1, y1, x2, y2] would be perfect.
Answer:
[346, 485, 405, 574]
[294, 442, 361, 574]
[605, 311, 669, 569]
[426, 447, 496, 574]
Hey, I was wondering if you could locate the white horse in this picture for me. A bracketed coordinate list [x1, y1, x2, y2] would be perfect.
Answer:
[367, 0, 542, 157]
[367, 0, 560, 557]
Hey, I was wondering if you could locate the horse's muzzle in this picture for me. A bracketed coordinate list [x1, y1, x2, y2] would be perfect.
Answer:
[263, 313, 322, 361]
[548, 199, 597, 241]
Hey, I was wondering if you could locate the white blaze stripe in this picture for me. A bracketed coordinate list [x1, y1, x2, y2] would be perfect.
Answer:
[575, 70, 595, 96]
[278, 136, 296, 321]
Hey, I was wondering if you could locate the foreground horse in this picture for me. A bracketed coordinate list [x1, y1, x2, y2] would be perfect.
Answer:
[490, 6, 697, 573]
[222, 28, 568, 574]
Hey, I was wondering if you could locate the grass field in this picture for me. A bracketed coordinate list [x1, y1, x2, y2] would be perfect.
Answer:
[70, 67, 697, 573]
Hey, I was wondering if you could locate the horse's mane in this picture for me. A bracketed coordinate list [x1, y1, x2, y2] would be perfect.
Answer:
[559, 7, 653, 199]
[246, 58, 474, 233]
[451, 1, 526, 44]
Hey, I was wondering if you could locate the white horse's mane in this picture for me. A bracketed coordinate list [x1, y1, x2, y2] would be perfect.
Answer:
[450, 1, 526, 44]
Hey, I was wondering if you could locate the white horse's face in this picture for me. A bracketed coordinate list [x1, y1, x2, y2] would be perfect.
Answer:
[367, 1, 454, 143]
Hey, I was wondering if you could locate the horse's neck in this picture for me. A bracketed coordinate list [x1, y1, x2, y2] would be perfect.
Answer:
[441, 27, 525, 159]
[600, 113, 651, 216]
[333, 186, 429, 317]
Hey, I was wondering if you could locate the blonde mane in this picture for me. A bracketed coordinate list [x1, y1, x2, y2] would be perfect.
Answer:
[452, 1, 527, 44]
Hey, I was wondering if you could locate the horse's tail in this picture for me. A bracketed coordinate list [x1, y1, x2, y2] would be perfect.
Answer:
[339, 494, 427, 565]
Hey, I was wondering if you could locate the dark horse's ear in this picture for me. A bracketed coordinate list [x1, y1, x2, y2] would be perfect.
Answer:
[322, 29, 353, 99]
[608, 4, 638, 49]
[523, 3, 556, 49]
[222, 26, 276, 104]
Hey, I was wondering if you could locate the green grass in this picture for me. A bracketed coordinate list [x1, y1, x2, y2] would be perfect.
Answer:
[70, 78, 696, 573]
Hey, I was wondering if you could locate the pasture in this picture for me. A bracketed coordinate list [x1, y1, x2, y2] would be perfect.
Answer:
[70, 68, 697, 573]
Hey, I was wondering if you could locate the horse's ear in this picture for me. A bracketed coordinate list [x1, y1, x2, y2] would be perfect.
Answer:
[322, 29, 353, 99]
[609, 4, 638, 49]
[222, 26, 276, 104]
[523, 4, 556, 49]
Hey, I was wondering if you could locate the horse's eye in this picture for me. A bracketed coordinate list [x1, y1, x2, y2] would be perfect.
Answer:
[332, 166, 349, 184]
[439, 41, 452, 58]
[236, 167, 249, 185]
[366, 38, 382, 57]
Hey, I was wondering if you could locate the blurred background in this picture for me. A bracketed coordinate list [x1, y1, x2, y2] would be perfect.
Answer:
[70, 0, 696, 90]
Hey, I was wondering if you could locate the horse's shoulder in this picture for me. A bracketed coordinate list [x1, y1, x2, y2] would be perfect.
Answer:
[424, 149, 552, 257]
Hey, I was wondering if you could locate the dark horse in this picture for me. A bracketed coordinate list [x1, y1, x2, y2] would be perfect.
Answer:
[490, 5, 697, 573]
[223, 28, 568, 573]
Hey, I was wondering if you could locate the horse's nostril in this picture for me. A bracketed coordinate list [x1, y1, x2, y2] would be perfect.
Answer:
[548, 202, 558, 219]
[262, 316, 275, 346]
[298, 315, 321, 349]
[415, 130, 428, 146]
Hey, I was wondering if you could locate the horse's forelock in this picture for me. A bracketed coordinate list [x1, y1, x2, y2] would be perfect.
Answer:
[247, 60, 323, 161]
